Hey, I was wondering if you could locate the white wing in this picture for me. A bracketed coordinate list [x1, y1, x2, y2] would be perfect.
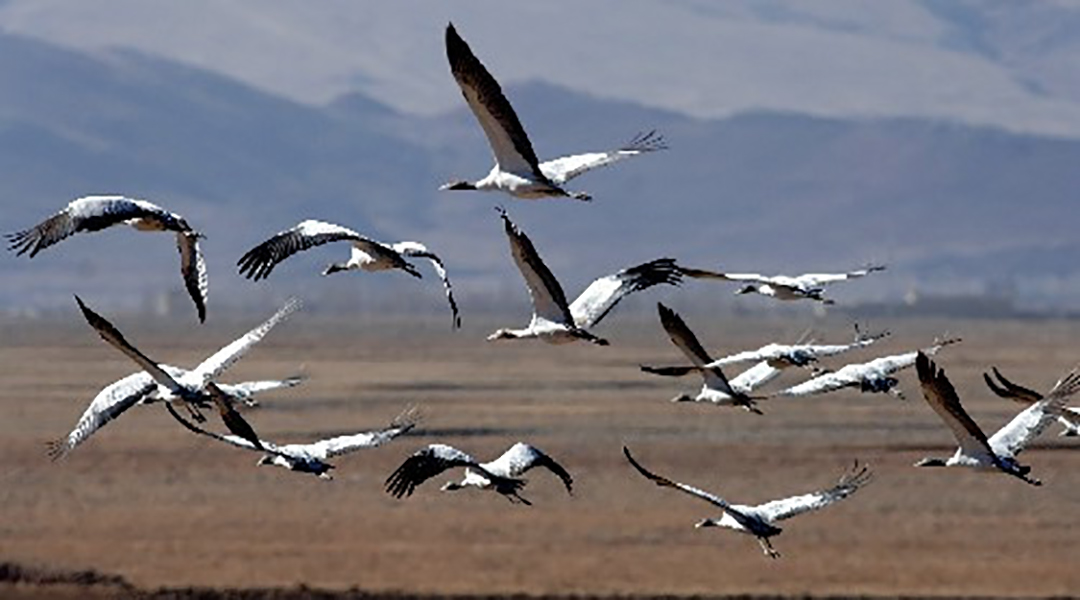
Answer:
[237, 220, 371, 280]
[47, 372, 158, 459]
[729, 361, 782, 393]
[988, 368, 1080, 458]
[445, 23, 546, 181]
[303, 410, 419, 460]
[7, 196, 182, 257]
[190, 298, 301, 384]
[499, 209, 574, 325]
[391, 241, 461, 329]
[752, 462, 872, 522]
[569, 258, 681, 329]
[482, 442, 573, 494]
[773, 360, 892, 397]
[539, 130, 667, 184]
[788, 265, 885, 288]
[177, 231, 208, 323]
[218, 375, 305, 401]
[707, 344, 788, 368]
[677, 267, 767, 283]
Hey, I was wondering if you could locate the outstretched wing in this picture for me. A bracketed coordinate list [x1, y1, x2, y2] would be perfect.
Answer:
[915, 353, 996, 461]
[74, 295, 188, 398]
[164, 402, 278, 454]
[47, 372, 157, 460]
[772, 366, 863, 397]
[385, 443, 481, 498]
[237, 220, 369, 280]
[540, 130, 667, 185]
[218, 375, 305, 405]
[483, 442, 573, 495]
[729, 361, 783, 394]
[653, 303, 743, 398]
[307, 407, 420, 460]
[792, 265, 886, 287]
[177, 231, 208, 323]
[752, 462, 872, 522]
[391, 242, 461, 329]
[191, 298, 301, 384]
[676, 267, 766, 283]
[988, 367, 1080, 458]
[498, 208, 574, 325]
[570, 258, 681, 329]
[983, 367, 1044, 405]
[6, 196, 166, 257]
[623, 446, 730, 509]
[445, 23, 546, 181]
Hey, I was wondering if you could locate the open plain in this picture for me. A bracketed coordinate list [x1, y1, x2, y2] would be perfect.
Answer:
[1, 310, 1078, 598]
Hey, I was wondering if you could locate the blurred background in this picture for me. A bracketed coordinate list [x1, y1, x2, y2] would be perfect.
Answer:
[1, 0, 1079, 320]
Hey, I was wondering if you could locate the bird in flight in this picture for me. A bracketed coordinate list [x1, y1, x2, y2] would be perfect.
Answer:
[166, 404, 418, 480]
[237, 219, 460, 328]
[73, 295, 264, 450]
[639, 303, 765, 413]
[441, 23, 665, 201]
[913, 352, 1080, 486]
[386, 442, 573, 505]
[7, 196, 209, 322]
[624, 447, 871, 559]
[680, 264, 885, 305]
[48, 299, 301, 459]
[771, 337, 960, 400]
[490, 208, 681, 345]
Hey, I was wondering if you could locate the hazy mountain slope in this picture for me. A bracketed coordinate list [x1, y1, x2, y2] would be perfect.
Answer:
[2, 34, 1079, 314]
[2, 1, 1080, 138]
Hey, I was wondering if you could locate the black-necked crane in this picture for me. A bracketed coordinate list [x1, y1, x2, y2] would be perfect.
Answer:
[680, 264, 885, 305]
[771, 337, 960, 400]
[639, 303, 766, 413]
[48, 299, 301, 459]
[72, 295, 264, 450]
[385, 442, 573, 505]
[166, 404, 417, 480]
[440, 23, 665, 201]
[237, 219, 460, 328]
[490, 209, 680, 345]
[7, 196, 209, 322]
[624, 447, 871, 559]
[914, 353, 1080, 485]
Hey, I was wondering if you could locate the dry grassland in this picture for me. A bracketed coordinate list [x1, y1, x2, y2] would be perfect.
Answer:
[1, 311, 1078, 598]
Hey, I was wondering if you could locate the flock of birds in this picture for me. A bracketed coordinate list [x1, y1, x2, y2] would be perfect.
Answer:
[8, 22, 1080, 561]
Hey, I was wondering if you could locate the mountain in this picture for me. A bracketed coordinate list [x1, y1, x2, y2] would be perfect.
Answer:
[2, 33, 1079, 317]
[3, 1, 1080, 138]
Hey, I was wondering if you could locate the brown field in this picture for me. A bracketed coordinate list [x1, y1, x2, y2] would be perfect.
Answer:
[1, 311, 1078, 598]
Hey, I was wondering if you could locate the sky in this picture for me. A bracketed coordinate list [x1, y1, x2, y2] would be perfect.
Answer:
[2, 0, 1080, 137]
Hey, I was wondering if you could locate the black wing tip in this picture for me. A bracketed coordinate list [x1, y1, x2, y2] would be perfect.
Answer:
[44, 439, 68, 461]
[625, 129, 669, 152]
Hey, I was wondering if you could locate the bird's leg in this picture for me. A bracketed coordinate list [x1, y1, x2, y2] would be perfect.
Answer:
[506, 491, 533, 506]
[185, 402, 207, 423]
[758, 537, 780, 559]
